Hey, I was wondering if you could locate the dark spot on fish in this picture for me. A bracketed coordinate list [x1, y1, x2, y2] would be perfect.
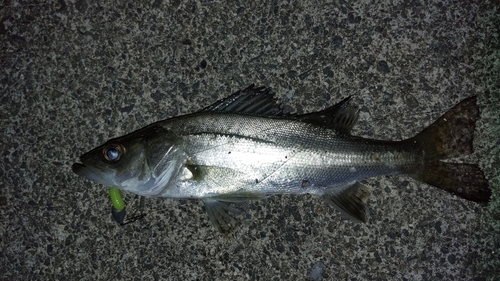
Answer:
[285, 155, 287, 159]
[302, 180, 309, 187]
[255, 179, 259, 184]
[228, 151, 231, 154]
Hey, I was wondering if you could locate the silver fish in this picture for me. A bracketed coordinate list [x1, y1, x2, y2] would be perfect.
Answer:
[72, 85, 491, 233]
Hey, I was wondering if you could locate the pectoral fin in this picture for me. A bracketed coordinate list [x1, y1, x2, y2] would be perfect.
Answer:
[321, 182, 371, 222]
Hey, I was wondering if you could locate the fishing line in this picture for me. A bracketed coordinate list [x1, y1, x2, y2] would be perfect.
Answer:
[109, 188, 146, 225]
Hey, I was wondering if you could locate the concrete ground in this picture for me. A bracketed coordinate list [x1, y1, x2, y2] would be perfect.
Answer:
[1, 1, 499, 280]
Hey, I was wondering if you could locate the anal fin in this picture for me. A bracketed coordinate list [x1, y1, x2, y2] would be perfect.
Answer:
[321, 182, 371, 222]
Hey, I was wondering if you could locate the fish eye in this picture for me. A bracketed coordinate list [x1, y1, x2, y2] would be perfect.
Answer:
[103, 143, 125, 162]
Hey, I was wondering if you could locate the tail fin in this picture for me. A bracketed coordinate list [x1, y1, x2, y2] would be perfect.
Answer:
[409, 96, 491, 203]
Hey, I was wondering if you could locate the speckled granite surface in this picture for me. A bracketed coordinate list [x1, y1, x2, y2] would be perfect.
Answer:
[1, 1, 499, 280]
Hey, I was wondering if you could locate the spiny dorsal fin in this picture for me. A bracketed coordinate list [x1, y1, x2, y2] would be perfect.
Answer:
[202, 85, 358, 133]
[298, 96, 359, 134]
[201, 84, 283, 116]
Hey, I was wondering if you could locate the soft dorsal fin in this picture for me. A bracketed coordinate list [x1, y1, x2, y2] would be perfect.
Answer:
[201, 84, 283, 116]
[297, 96, 359, 134]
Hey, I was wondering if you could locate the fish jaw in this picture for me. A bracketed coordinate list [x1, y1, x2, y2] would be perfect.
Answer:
[72, 161, 119, 187]
[72, 158, 159, 195]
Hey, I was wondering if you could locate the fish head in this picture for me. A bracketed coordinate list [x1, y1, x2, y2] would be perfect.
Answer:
[72, 125, 184, 196]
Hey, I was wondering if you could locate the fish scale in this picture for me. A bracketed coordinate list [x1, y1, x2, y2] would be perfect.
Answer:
[169, 115, 406, 192]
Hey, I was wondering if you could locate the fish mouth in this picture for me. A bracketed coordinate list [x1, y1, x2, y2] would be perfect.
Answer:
[71, 163, 86, 175]
[72, 160, 117, 187]
[71, 162, 101, 183]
